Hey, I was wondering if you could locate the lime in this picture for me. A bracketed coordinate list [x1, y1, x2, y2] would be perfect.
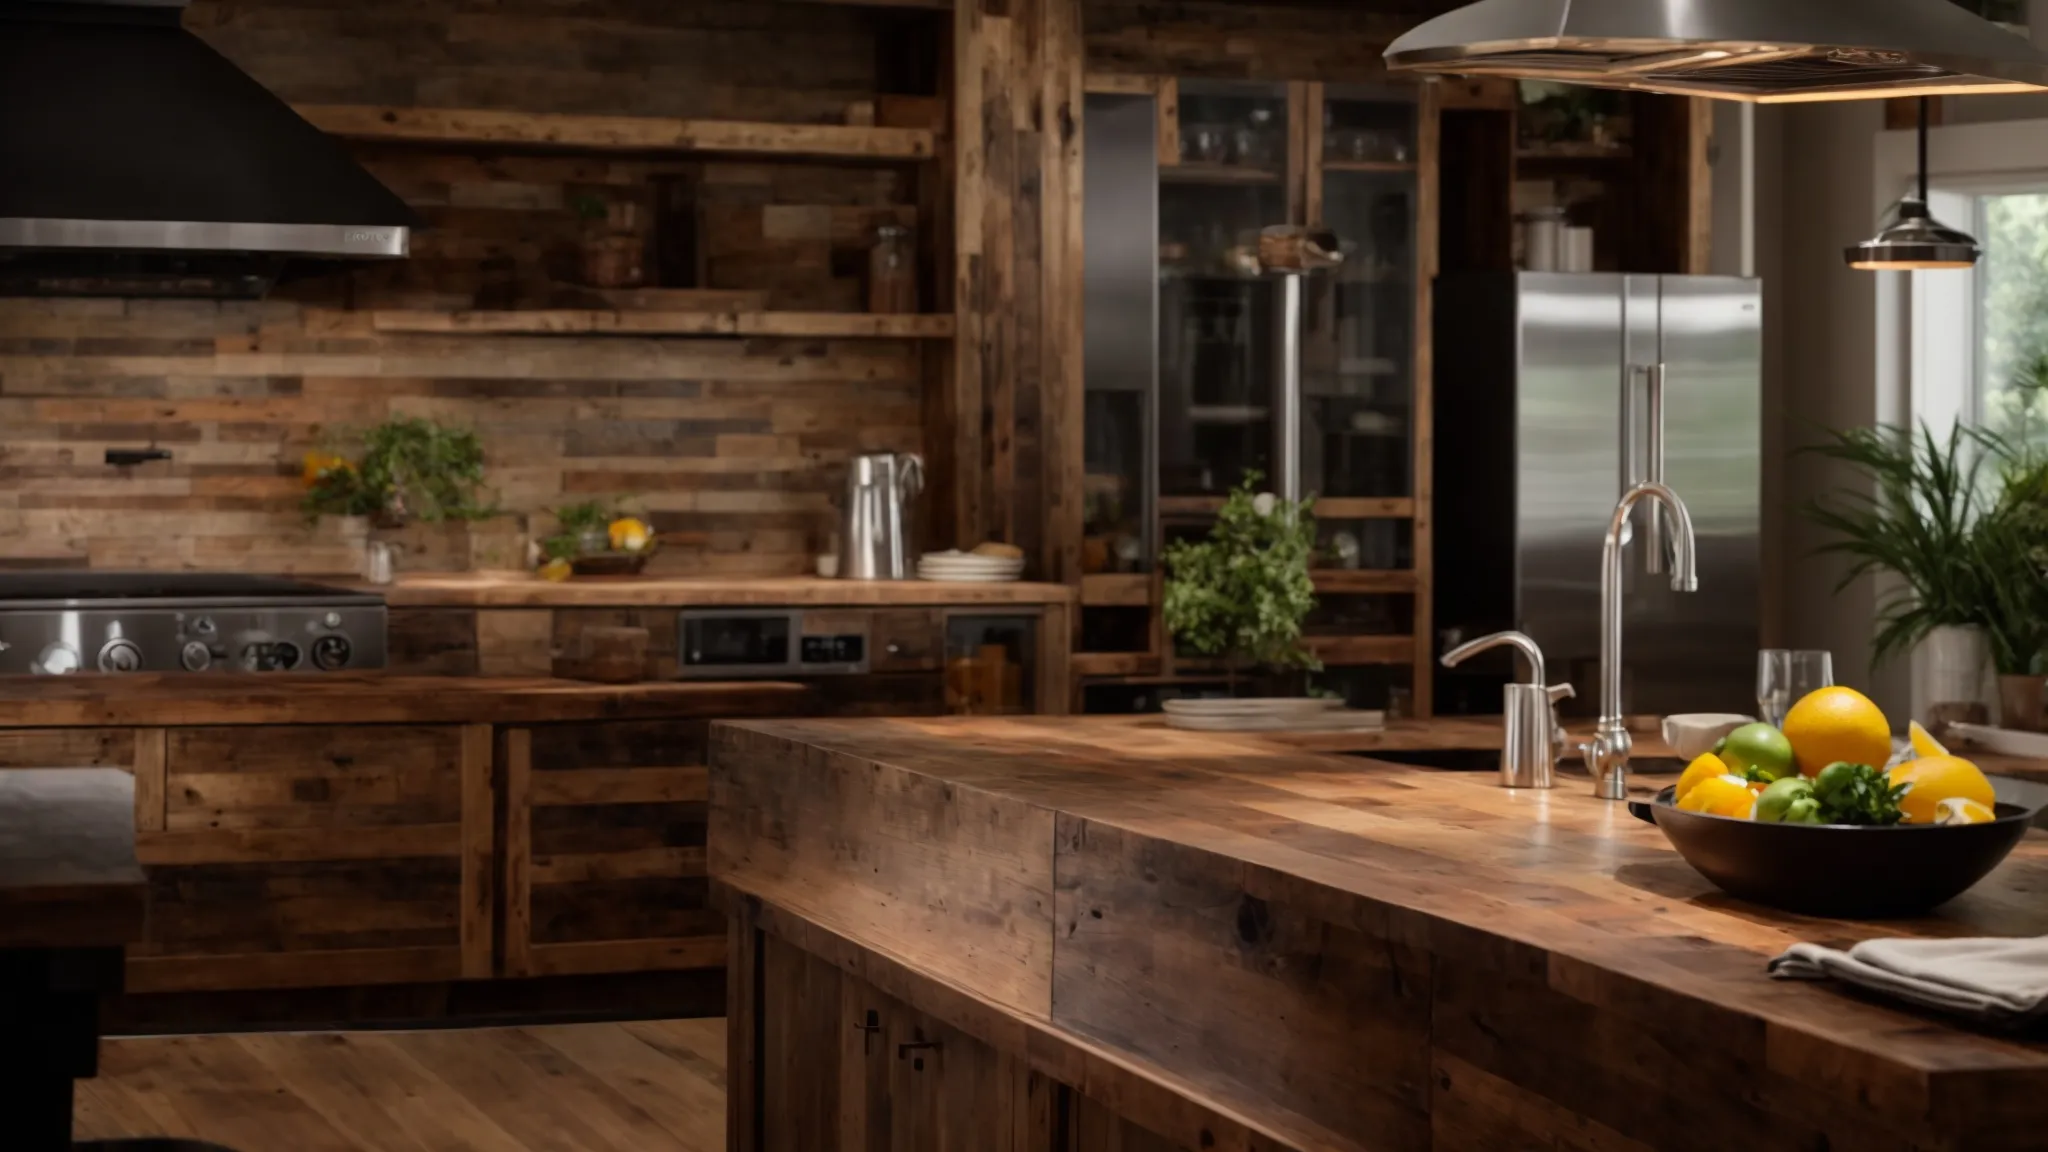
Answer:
[1754, 776, 1815, 823]
[1714, 722, 1796, 782]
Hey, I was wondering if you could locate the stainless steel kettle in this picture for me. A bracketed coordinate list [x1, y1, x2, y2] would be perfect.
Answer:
[839, 452, 923, 580]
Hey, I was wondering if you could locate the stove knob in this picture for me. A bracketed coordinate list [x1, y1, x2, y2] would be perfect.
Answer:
[98, 640, 142, 674]
[323, 612, 343, 629]
[181, 641, 212, 672]
[192, 616, 216, 635]
[311, 635, 353, 671]
[272, 641, 301, 671]
[31, 643, 80, 676]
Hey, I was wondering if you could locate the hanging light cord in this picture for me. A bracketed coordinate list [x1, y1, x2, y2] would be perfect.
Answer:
[1918, 96, 1930, 204]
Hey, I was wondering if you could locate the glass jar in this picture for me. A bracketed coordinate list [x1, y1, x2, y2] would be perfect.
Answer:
[868, 224, 918, 314]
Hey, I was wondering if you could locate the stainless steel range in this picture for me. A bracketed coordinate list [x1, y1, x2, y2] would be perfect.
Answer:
[0, 574, 386, 675]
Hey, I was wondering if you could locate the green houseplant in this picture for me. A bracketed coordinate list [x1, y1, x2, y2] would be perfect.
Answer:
[1162, 473, 1320, 692]
[303, 416, 497, 527]
[1806, 411, 2048, 725]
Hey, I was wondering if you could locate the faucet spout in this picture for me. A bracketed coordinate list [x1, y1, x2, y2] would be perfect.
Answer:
[1586, 482, 1699, 800]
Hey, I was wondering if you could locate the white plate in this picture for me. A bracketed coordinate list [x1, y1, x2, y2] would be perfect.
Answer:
[1163, 697, 1344, 717]
[918, 572, 1021, 583]
[1166, 709, 1386, 733]
[919, 561, 1024, 571]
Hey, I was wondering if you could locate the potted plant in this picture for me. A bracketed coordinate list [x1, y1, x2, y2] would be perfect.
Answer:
[303, 417, 517, 573]
[1162, 472, 1320, 704]
[537, 499, 656, 581]
[1806, 415, 2048, 727]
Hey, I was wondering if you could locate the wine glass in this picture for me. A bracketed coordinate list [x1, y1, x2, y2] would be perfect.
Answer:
[1757, 650, 1834, 728]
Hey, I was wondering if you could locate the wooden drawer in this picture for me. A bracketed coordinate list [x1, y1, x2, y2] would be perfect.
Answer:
[871, 609, 944, 672]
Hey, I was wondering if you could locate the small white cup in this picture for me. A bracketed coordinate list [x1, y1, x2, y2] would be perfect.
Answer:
[815, 553, 841, 579]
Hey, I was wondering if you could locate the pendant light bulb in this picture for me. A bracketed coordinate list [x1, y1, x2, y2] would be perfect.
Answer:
[1846, 97, 1980, 271]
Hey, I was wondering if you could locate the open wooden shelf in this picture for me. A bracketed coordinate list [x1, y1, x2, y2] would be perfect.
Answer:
[364, 310, 955, 339]
[1072, 652, 1163, 678]
[1324, 159, 1417, 174]
[1311, 569, 1419, 595]
[298, 104, 937, 162]
[1161, 162, 1284, 186]
[1306, 634, 1416, 666]
[1080, 573, 1153, 608]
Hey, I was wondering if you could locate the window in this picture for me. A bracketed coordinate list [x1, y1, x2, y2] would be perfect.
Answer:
[1974, 192, 2048, 448]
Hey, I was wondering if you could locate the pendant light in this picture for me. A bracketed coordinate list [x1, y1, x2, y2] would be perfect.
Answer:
[1845, 98, 1980, 271]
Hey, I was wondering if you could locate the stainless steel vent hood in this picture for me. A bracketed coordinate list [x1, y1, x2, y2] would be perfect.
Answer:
[0, 0, 420, 297]
[1385, 0, 2048, 103]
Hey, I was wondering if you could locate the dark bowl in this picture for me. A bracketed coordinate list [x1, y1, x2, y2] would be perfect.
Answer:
[1629, 786, 2033, 919]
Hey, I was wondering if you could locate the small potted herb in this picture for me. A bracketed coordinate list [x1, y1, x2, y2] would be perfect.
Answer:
[1162, 472, 1321, 705]
[538, 499, 656, 581]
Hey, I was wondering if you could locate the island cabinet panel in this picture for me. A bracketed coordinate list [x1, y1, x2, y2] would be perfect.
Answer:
[128, 724, 492, 994]
[757, 933, 1068, 1152]
[708, 723, 1059, 1018]
[1051, 817, 1433, 1149]
[503, 718, 725, 978]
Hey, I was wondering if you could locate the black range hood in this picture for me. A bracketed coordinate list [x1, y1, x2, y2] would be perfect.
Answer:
[0, 0, 420, 297]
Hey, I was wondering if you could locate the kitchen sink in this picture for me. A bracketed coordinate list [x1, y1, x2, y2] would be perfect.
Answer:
[1351, 748, 1687, 775]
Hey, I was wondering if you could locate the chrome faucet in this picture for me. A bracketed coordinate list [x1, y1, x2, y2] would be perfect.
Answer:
[1581, 482, 1698, 800]
[1441, 630, 1573, 789]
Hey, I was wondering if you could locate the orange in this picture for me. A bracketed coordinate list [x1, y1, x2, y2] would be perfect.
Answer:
[1677, 774, 1757, 819]
[1674, 753, 1730, 803]
[1781, 686, 1893, 778]
[1889, 754, 1996, 825]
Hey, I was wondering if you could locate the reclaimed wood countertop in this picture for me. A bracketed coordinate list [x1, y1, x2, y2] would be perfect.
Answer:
[0, 769, 144, 948]
[0, 674, 808, 727]
[368, 573, 1077, 609]
[711, 715, 2048, 1152]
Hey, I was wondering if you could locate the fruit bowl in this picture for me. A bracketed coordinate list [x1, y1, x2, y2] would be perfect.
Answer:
[1630, 786, 2034, 918]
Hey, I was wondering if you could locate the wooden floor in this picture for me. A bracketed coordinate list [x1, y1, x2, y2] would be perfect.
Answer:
[74, 1019, 727, 1152]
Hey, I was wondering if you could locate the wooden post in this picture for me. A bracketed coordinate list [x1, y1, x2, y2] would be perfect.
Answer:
[1413, 80, 1442, 719]
[953, 0, 1086, 586]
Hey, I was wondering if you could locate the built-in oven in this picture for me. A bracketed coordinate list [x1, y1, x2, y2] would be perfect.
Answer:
[677, 609, 869, 678]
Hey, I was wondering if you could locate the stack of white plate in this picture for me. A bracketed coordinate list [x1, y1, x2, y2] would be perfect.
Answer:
[1162, 696, 1385, 732]
[917, 550, 1025, 583]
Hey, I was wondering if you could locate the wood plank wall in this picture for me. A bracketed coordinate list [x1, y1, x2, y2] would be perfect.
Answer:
[0, 0, 927, 577]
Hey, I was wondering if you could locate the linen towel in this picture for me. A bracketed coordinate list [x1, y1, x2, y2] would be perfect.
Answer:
[1770, 936, 2048, 1025]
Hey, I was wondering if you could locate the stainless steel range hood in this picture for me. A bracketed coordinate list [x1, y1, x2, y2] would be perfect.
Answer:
[0, 0, 419, 296]
[1385, 0, 2048, 104]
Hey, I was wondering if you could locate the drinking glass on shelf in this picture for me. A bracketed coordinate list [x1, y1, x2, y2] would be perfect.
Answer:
[1757, 650, 1833, 728]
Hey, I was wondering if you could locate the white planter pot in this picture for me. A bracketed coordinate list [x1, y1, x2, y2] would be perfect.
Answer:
[1922, 625, 1993, 712]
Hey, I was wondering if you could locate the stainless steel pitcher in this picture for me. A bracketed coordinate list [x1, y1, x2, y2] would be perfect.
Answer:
[840, 452, 923, 580]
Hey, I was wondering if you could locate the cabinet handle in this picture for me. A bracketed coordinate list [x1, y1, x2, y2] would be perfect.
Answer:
[856, 1009, 882, 1056]
[886, 643, 902, 655]
[898, 1039, 941, 1070]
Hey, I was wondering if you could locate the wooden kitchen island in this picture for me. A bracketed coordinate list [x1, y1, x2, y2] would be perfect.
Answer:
[710, 716, 2048, 1152]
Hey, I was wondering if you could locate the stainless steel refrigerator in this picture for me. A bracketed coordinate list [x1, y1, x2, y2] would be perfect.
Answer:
[1433, 272, 1761, 719]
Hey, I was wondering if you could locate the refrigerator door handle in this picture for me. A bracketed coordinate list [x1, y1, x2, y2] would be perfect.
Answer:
[1646, 361, 1668, 575]
[1620, 363, 1646, 549]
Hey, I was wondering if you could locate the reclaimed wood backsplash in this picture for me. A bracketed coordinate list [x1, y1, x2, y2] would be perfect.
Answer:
[0, 0, 929, 575]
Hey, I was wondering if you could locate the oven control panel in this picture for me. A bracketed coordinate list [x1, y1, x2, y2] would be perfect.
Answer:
[678, 609, 870, 678]
[0, 605, 387, 675]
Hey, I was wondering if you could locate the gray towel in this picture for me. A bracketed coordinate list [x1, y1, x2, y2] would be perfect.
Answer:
[1770, 937, 2048, 1025]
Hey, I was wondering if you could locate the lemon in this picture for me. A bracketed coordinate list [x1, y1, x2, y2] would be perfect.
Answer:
[1677, 774, 1758, 819]
[1933, 797, 1997, 825]
[1889, 754, 1996, 825]
[1908, 720, 1948, 760]
[539, 557, 573, 582]
[608, 517, 652, 553]
[1675, 752, 1731, 803]
[1782, 686, 1893, 778]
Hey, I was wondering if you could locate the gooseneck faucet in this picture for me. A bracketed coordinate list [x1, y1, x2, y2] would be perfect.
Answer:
[1581, 482, 1698, 800]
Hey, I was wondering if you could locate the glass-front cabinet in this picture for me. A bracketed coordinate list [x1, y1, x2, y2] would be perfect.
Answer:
[1078, 77, 1438, 716]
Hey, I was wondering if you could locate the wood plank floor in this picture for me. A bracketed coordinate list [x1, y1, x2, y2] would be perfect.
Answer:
[74, 1019, 727, 1152]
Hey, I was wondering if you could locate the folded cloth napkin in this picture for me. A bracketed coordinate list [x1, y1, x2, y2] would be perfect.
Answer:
[1770, 937, 2048, 1026]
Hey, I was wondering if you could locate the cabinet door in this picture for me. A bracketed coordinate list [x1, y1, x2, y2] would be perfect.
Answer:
[871, 610, 945, 673]
[756, 934, 1054, 1152]
[504, 719, 724, 980]
[129, 723, 491, 994]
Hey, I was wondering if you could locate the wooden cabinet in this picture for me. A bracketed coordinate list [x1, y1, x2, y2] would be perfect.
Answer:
[870, 609, 946, 673]
[504, 718, 726, 980]
[127, 723, 493, 994]
[755, 934, 1175, 1152]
